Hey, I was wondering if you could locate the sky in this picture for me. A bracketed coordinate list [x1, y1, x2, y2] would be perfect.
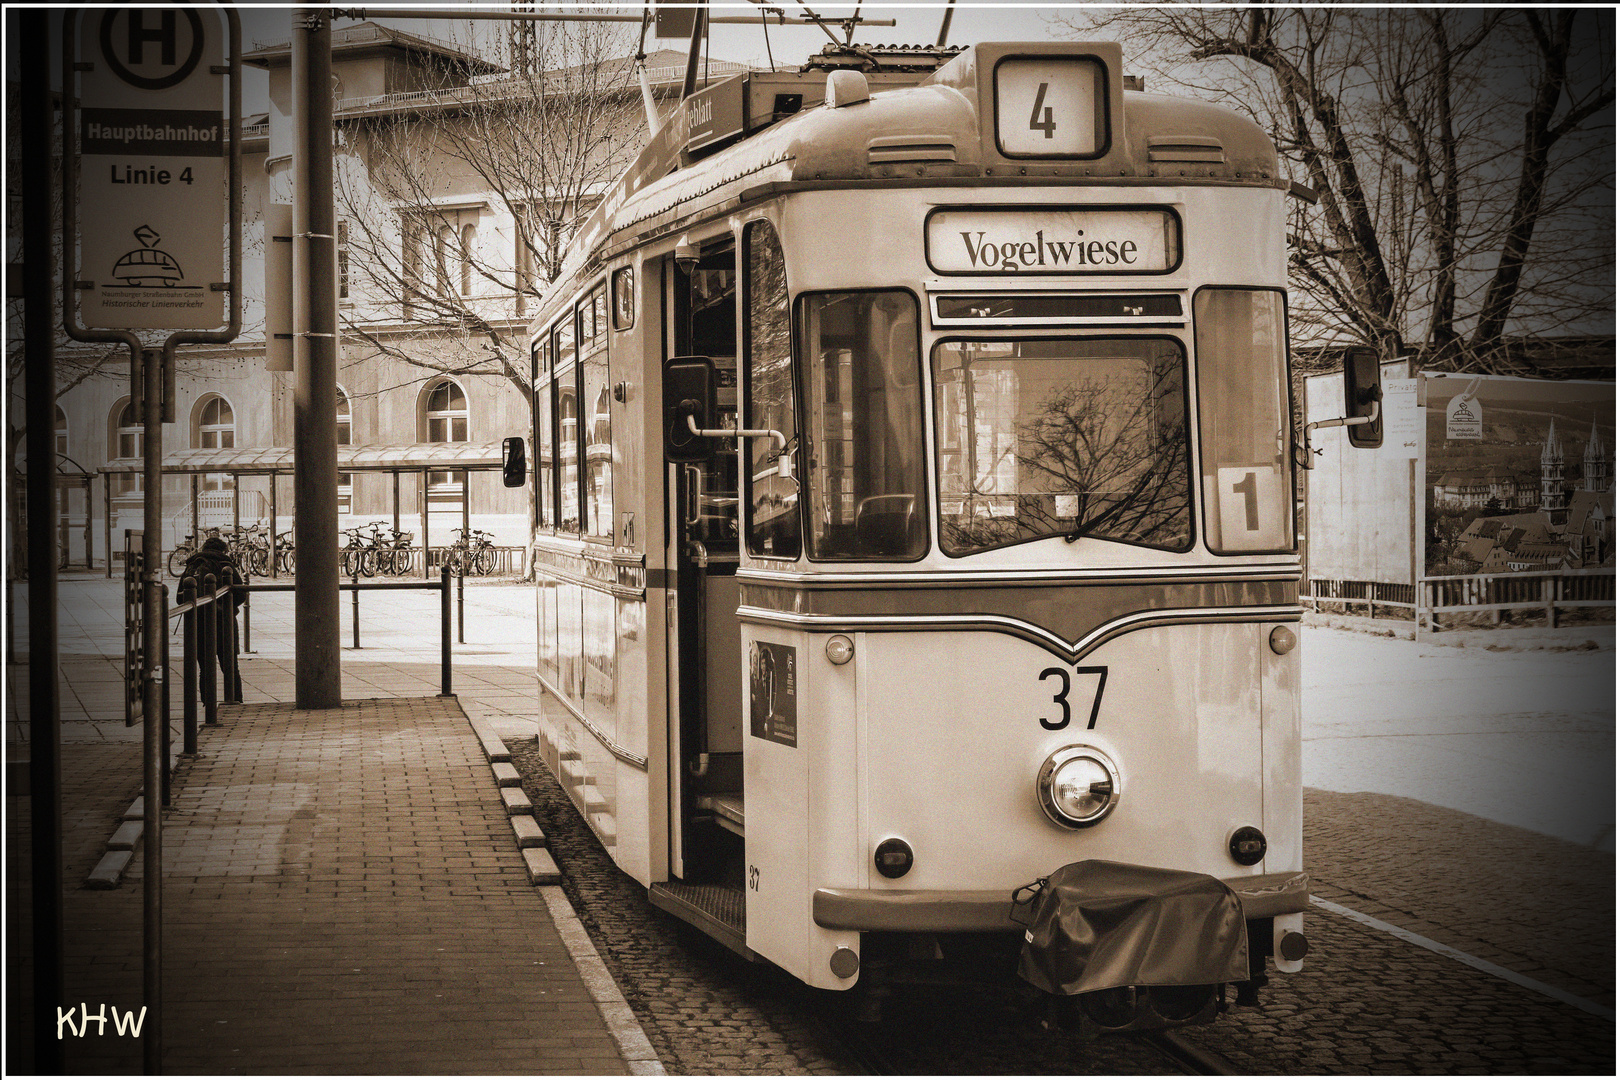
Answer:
[232, 2, 1082, 108]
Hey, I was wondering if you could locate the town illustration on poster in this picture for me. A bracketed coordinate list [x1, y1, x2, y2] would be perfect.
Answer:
[76, 7, 226, 331]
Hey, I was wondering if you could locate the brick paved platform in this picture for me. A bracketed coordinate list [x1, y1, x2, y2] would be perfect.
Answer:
[60, 694, 636, 1074]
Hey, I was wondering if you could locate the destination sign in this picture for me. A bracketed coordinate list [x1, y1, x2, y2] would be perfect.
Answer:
[925, 207, 1179, 276]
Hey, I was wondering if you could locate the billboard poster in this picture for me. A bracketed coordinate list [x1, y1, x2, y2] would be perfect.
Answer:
[1424, 376, 1615, 578]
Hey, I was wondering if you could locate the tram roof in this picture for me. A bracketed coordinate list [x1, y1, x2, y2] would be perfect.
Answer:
[97, 441, 507, 476]
[531, 40, 1282, 326]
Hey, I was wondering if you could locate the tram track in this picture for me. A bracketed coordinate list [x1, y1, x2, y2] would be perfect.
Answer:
[1138, 1030, 1242, 1075]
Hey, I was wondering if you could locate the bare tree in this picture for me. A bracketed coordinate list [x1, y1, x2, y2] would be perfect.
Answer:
[1063, 8, 1615, 373]
[333, 21, 648, 397]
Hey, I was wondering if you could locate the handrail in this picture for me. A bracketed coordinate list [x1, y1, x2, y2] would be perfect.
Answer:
[157, 569, 457, 763]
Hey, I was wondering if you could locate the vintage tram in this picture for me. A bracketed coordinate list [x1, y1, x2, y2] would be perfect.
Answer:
[520, 40, 1376, 1030]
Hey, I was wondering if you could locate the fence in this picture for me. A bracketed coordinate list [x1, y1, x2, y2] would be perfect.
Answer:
[135, 568, 459, 806]
[1302, 579, 1417, 617]
[1418, 568, 1615, 630]
[1305, 570, 1615, 629]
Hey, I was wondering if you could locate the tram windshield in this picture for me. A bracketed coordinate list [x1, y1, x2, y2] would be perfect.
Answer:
[932, 338, 1192, 556]
[798, 290, 928, 560]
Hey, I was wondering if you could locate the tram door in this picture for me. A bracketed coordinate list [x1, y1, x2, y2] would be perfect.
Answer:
[665, 242, 746, 890]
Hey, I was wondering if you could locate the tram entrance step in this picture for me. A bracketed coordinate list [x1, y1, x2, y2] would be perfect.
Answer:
[695, 791, 745, 836]
[649, 881, 753, 960]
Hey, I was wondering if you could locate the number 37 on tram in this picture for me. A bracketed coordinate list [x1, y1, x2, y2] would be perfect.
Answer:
[511, 40, 1384, 1032]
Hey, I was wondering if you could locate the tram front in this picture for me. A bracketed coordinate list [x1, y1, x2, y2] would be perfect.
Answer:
[658, 40, 1367, 1030]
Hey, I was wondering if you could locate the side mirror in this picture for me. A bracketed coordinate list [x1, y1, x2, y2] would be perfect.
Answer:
[1343, 346, 1383, 448]
[501, 436, 527, 487]
[663, 356, 715, 463]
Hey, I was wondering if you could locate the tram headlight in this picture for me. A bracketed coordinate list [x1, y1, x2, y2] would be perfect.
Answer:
[1037, 746, 1121, 829]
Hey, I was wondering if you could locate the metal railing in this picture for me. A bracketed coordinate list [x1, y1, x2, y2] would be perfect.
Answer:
[143, 568, 459, 803]
[1417, 567, 1615, 630]
[1302, 579, 1417, 617]
[240, 566, 458, 692]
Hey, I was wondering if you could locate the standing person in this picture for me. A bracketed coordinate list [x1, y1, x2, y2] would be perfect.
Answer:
[182, 536, 243, 701]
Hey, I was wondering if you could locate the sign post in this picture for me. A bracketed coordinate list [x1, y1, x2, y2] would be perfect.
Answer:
[61, 10, 242, 1073]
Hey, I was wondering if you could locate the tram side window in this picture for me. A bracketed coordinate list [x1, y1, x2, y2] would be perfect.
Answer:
[536, 338, 556, 528]
[798, 290, 927, 560]
[554, 317, 581, 533]
[1194, 289, 1294, 554]
[580, 283, 614, 539]
[744, 220, 799, 559]
[932, 338, 1192, 555]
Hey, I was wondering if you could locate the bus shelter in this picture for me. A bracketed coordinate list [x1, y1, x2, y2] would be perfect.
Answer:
[96, 441, 510, 578]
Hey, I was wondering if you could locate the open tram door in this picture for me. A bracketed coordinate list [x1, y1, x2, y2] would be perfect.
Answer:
[654, 239, 754, 954]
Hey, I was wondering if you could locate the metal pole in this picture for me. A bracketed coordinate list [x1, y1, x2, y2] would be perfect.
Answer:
[421, 469, 430, 579]
[104, 473, 113, 578]
[440, 565, 453, 696]
[201, 577, 218, 727]
[224, 584, 241, 703]
[21, 15, 63, 1067]
[182, 580, 198, 755]
[161, 584, 172, 806]
[192, 472, 200, 548]
[292, 9, 342, 707]
[269, 474, 279, 579]
[352, 570, 361, 649]
[142, 345, 166, 1075]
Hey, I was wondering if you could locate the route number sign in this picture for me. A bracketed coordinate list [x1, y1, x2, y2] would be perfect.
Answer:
[994, 57, 1104, 158]
[76, 8, 226, 330]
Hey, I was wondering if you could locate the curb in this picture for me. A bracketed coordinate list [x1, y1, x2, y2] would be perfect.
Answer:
[465, 712, 666, 1076]
[85, 755, 178, 890]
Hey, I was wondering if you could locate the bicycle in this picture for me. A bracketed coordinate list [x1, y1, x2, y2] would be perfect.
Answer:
[273, 529, 296, 574]
[340, 524, 378, 577]
[373, 523, 415, 576]
[232, 522, 272, 577]
[168, 526, 225, 577]
[445, 528, 495, 576]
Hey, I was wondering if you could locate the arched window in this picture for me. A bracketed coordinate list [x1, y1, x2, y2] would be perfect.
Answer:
[55, 405, 68, 458]
[194, 394, 235, 449]
[192, 394, 236, 491]
[336, 386, 353, 513]
[422, 377, 468, 498]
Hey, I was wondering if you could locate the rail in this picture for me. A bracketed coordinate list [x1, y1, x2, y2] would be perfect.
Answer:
[1417, 567, 1614, 630]
[1301, 579, 1416, 617]
[144, 568, 458, 804]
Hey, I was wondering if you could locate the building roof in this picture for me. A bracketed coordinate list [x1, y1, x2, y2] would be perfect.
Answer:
[98, 442, 508, 476]
[243, 20, 504, 75]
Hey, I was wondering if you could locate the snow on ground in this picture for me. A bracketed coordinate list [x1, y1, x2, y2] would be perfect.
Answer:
[1301, 623, 1615, 851]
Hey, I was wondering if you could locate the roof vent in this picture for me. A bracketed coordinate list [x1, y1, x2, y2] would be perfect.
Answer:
[868, 134, 957, 164]
[826, 69, 870, 108]
[1146, 135, 1225, 164]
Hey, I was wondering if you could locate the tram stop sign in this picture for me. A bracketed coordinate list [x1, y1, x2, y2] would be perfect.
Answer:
[75, 8, 226, 331]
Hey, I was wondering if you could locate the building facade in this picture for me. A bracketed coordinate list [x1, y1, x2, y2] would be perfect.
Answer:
[47, 22, 733, 568]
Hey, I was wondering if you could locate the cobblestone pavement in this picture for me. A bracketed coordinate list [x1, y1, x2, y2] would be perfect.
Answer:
[510, 729, 1615, 1075]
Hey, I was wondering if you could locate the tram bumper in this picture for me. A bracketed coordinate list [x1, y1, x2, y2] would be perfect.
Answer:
[1009, 860, 1250, 996]
[810, 866, 1309, 933]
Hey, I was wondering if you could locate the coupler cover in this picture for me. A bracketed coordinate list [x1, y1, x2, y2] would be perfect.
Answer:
[1011, 860, 1250, 995]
